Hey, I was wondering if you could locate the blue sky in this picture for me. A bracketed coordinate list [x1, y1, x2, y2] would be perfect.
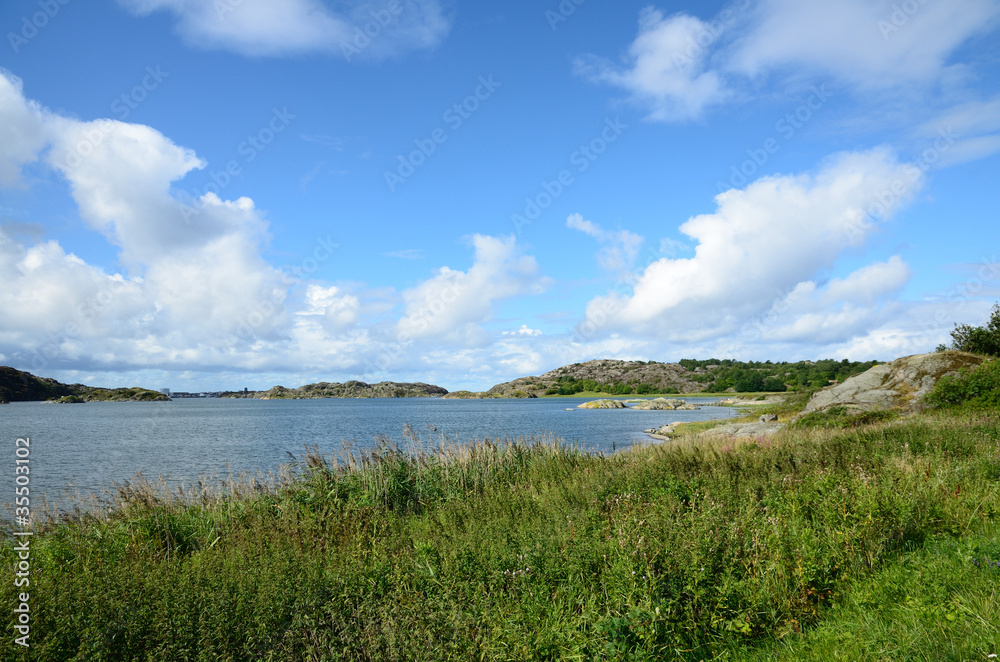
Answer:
[1, 0, 999, 392]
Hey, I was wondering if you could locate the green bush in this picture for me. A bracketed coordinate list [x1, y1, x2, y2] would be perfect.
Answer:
[948, 302, 1000, 357]
[793, 406, 898, 429]
[923, 359, 1000, 410]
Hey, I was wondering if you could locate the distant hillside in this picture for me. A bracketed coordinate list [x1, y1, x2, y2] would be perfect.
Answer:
[220, 381, 448, 400]
[0, 366, 170, 403]
[455, 358, 883, 398]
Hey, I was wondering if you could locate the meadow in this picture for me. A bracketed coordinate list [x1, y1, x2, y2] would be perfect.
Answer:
[3, 388, 999, 660]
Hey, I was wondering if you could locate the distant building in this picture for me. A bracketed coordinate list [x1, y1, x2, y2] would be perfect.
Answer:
[160, 388, 172, 397]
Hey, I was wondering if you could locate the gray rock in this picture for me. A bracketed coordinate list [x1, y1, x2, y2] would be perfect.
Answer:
[801, 351, 986, 415]
[699, 422, 785, 439]
[759, 413, 778, 422]
[577, 399, 627, 409]
[630, 398, 699, 410]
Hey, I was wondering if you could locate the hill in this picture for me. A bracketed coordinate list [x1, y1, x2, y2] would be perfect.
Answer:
[220, 381, 448, 399]
[452, 358, 882, 398]
[0, 366, 170, 403]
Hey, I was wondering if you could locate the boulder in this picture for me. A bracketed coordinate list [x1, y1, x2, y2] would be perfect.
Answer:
[759, 413, 778, 422]
[699, 422, 785, 438]
[630, 398, 699, 410]
[577, 399, 627, 409]
[801, 351, 986, 415]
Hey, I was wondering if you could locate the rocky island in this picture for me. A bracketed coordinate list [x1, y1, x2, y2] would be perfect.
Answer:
[0, 366, 169, 403]
[220, 380, 448, 399]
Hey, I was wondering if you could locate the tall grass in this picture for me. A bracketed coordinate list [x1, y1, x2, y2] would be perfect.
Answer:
[3, 412, 999, 660]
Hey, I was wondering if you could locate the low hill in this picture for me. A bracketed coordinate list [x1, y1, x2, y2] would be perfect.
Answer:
[0, 366, 170, 403]
[220, 381, 448, 399]
[466, 358, 882, 398]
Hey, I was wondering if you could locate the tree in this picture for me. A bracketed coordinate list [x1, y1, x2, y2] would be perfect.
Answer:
[950, 303, 1000, 357]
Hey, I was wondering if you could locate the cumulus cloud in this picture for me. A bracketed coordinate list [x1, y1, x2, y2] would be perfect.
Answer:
[396, 235, 549, 347]
[582, 148, 921, 343]
[574, 8, 730, 122]
[0, 72, 48, 187]
[116, 0, 451, 59]
[582, 0, 1000, 122]
[566, 213, 644, 273]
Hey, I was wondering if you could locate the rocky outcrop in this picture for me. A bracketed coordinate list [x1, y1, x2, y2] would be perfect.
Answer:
[441, 390, 536, 399]
[225, 380, 449, 400]
[577, 399, 627, 409]
[0, 366, 169, 402]
[485, 360, 705, 397]
[699, 422, 785, 438]
[801, 351, 986, 415]
[630, 398, 700, 410]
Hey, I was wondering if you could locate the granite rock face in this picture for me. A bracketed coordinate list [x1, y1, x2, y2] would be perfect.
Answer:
[630, 398, 700, 410]
[801, 351, 986, 415]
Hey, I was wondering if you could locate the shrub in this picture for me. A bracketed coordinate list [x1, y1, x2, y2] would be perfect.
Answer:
[949, 303, 1000, 357]
[923, 358, 1000, 410]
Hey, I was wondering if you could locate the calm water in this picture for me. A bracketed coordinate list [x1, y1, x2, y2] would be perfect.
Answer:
[0, 397, 736, 508]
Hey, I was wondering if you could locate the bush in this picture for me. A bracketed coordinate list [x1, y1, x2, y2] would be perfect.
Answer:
[923, 359, 1000, 410]
[949, 303, 1000, 357]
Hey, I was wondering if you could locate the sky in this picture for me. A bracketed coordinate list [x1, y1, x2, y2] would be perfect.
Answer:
[1, 0, 999, 393]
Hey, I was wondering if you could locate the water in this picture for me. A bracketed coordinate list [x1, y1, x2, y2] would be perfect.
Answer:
[0, 397, 736, 508]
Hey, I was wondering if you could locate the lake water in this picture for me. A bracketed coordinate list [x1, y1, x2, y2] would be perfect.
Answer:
[0, 397, 736, 510]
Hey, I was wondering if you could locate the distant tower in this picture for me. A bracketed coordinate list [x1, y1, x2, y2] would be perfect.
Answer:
[244, 387, 249, 394]
[160, 388, 171, 397]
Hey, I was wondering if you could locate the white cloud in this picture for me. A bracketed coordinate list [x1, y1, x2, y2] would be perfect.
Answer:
[730, 0, 1000, 88]
[0, 72, 48, 187]
[574, 8, 730, 121]
[566, 213, 644, 273]
[582, 0, 1000, 122]
[583, 148, 921, 342]
[116, 0, 451, 59]
[396, 235, 549, 347]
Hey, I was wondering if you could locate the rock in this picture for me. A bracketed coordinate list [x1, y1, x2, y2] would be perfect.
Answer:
[759, 413, 778, 422]
[630, 398, 702, 410]
[699, 422, 785, 438]
[801, 351, 986, 415]
[577, 399, 627, 409]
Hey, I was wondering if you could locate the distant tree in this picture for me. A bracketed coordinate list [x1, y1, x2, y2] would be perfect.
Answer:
[949, 303, 1000, 357]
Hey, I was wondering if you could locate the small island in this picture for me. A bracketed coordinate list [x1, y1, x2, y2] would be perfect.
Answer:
[0, 366, 170, 403]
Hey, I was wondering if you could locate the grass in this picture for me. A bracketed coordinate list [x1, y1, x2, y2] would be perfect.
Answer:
[3, 410, 999, 661]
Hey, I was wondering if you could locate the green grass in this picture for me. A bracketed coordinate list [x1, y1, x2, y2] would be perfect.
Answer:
[3, 412, 1000, 661]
